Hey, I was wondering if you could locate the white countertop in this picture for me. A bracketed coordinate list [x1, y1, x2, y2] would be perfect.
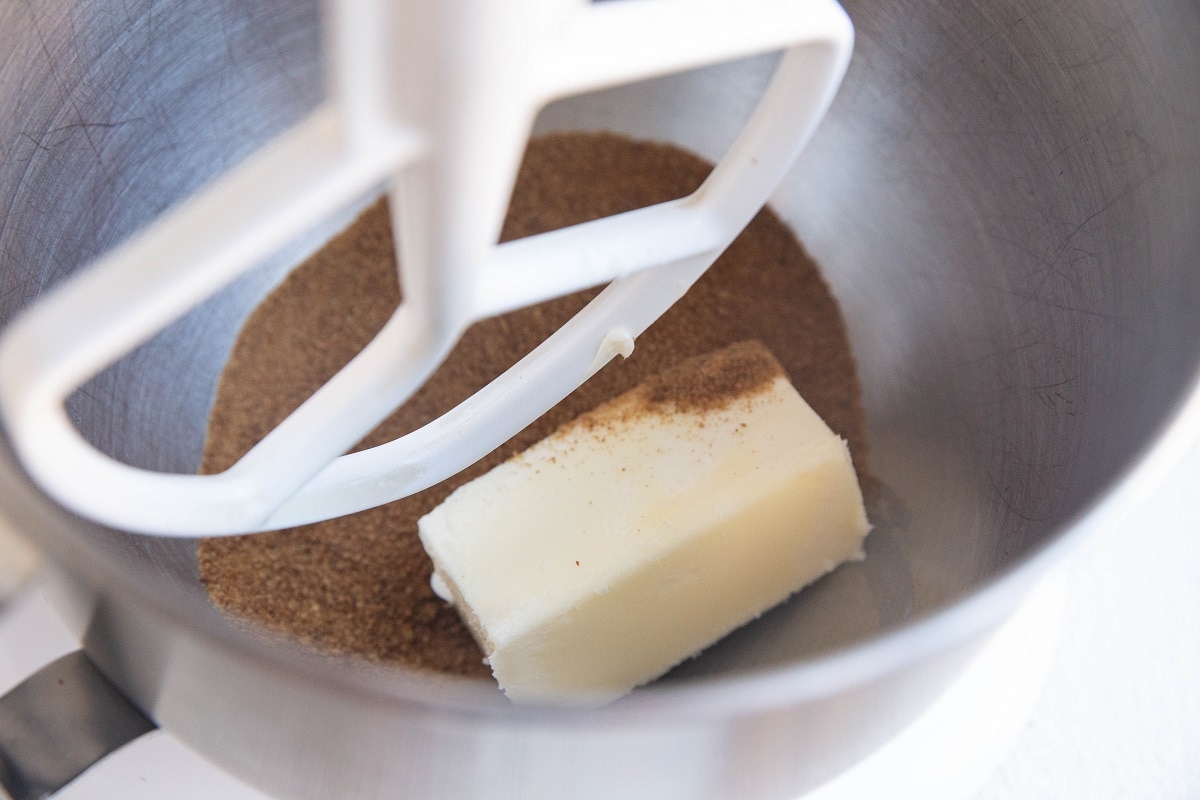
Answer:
[1, 433, 1198, 799]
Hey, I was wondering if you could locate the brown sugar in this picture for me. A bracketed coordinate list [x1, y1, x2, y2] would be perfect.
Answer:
[198, 131, 868, 678]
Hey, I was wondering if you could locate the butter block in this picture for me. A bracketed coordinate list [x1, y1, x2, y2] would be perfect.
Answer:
[418, 341, 870, 707]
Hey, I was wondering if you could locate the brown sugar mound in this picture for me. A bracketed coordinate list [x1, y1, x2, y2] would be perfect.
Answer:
[198, 131, 868, 678]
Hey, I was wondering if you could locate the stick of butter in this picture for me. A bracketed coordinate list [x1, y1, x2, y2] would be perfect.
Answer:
[418, 341, 870, 707]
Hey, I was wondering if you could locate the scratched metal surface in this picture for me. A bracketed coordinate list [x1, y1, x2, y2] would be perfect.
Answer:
[2, 0, 1199, 670]
[0, 0, 1195, 650]
[0, 0, 1199, 796]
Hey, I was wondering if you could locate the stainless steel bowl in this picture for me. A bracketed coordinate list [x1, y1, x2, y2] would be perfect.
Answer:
[2, 1, 1198, 798]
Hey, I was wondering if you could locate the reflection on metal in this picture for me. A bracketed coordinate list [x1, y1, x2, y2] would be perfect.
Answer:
[0, 651, 155, 800]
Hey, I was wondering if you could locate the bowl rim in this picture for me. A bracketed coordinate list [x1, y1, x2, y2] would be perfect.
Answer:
[3, 363, 1199, 725]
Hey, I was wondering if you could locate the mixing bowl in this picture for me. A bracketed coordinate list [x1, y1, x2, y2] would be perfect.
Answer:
[1, 1, 1199, 798]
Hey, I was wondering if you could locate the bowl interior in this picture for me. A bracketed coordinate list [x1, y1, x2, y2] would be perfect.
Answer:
[1, 0, 1199, 690]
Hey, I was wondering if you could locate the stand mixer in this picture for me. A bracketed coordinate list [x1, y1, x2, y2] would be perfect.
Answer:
[1, 0, 1199, 798]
